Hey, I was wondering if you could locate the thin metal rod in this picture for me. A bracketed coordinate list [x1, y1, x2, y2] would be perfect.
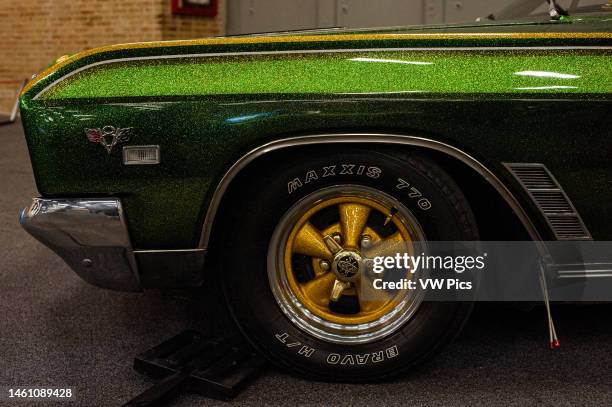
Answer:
[539, 261, 560, 349]
[1, 79, 27, 126]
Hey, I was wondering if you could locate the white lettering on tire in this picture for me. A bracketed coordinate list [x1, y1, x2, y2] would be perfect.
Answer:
[340, 164, 355, 175]
[287, 178, 303, 194]
[324, 346, 399, 365]
[304, 170, 318, 184]
[371, 351, 384, 363]
[276, 332, 399, 365]
[322, 165, 336, 177]
[396, 177, 432, 210]
[276, 332, 316, 358]
[366, 166, 382, 179]
[418, 198, 432, 210]
[327, 353, 341, 364]
[287, 164, 384, 194]
[298, 346, 315, 358]
[341, 355, 355, 365]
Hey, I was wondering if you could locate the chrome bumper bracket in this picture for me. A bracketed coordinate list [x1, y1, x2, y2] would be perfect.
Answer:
[20, 198, 141, 292]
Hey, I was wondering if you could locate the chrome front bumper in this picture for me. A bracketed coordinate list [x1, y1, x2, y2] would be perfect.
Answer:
[19, 198, 141, 292]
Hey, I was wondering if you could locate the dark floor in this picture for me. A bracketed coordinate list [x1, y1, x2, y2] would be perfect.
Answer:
[1, 122, 611, 406]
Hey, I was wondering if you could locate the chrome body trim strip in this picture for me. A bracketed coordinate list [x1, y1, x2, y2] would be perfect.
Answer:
[555, 263, 612, 279]
[19, 198, 141, 292]
[198, 133, 546, 253]
[133, 248, 206, 254]
[32, 46, 611, 100]
[558, 270, 612, 278]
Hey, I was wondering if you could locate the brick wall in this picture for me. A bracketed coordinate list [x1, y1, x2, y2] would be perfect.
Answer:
[0, 0, 226, 113]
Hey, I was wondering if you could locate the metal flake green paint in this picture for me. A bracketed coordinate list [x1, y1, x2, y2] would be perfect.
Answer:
[40, 51, 612, 100]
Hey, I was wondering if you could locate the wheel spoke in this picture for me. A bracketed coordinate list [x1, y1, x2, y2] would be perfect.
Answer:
[362, 231, 408, 259]
[302, 272, 336, 307]
[339, 203, 371, 248]
[293, 222, 334, 260]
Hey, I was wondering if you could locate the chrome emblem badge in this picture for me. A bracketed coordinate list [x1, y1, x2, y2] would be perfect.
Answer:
[85, 126, 132, 154]
[336, 255, 360, 279]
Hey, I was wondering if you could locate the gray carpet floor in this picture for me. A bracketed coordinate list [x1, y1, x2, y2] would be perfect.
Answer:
[1, 122, 611, 406]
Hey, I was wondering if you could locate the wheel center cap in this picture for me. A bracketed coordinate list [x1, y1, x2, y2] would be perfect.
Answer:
[332, 251, 363, 282]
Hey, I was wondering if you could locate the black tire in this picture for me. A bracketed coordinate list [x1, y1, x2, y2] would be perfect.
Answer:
[220, 148, 479, 382]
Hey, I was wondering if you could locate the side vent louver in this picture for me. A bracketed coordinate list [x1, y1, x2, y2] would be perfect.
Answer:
[508, 166, 557, 189]
[504, 163, 591, 240]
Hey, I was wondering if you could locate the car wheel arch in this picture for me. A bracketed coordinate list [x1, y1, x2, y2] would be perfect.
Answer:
[201, 133, 546, 259]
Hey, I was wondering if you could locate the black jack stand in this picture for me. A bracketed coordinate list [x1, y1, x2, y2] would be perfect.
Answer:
[123, 330, 266, 406]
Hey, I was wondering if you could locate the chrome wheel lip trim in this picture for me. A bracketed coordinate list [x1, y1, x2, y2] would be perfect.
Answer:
[267, 184, 428, 345]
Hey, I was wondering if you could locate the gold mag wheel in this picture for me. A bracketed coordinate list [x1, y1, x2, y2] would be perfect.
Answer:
[267, 185, 427, 344]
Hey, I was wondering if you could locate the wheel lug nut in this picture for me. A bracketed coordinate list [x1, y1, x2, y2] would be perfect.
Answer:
[361, 235, 372, 248]
[319, 260, 330, 271]
[332, 233, 342, 244]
